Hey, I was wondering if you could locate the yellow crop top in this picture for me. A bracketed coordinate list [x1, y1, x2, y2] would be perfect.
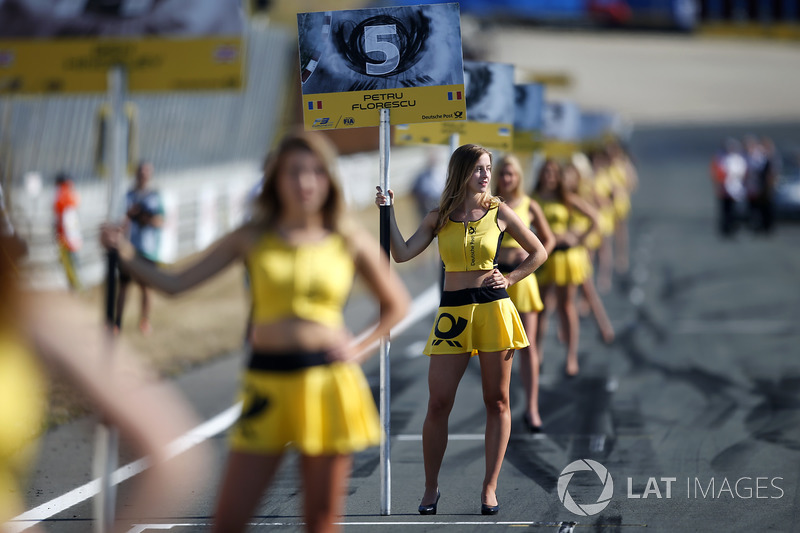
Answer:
[246, 232, 355, 328]
[533, 195, 570, 235]
[438, 204, 504, 272]
[499, 196, 531, 249]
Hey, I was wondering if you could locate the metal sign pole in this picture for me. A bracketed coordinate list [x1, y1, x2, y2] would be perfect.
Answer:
[449, 132, 460, 155]
[94, 64, 126, 533]
[378, 107, 392, 516]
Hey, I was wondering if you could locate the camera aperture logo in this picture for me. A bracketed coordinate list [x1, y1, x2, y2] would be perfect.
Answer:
[558, 459, 614, 516]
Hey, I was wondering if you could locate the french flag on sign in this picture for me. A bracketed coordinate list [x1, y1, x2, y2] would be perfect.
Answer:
[447, 91, 462, 101]
[307, 101, 323, 110]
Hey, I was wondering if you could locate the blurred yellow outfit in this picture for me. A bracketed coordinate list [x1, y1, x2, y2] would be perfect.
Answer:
[534, 196, 586, 286]
[0, 330, 45, 522]
[425, 204, 528, 356]
[609, 161, 632, 221]
[498, 196, 543, 313]
[593, 169, 617, 237]
[233, 232, 380, 455]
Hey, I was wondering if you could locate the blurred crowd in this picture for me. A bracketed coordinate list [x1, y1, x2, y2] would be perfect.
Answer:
[710, 135, 782, 237]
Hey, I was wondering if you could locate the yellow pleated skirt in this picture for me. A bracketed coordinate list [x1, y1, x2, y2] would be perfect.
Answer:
[501, 269, 544, 313]
[614, 191, 631, 221]
[230, 359, 381, 456]
[536, 247, 587, 286]
[424, 287, 529, 356]
[599, 207, 616, 237]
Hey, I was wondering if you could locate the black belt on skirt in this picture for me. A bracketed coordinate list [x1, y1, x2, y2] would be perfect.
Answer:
[552, 243, 573, 252]
[439, 286, 510, 307]
[247, 350, 329, 371]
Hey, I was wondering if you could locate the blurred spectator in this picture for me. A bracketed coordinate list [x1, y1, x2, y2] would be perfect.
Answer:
[712, 138, 747, 237]
[116, 161, 164, 335]
[53, 171, 83, 291]
[755, 137, 780, 234]
[743, 135, 767, 232]
[411, 149, 446, 220]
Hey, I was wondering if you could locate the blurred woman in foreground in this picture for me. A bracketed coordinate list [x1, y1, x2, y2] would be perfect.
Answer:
[1, 233, 209, 533]
[102, 130, 410, 533]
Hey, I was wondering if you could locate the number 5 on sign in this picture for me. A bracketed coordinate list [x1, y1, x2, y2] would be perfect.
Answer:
[297, 3, 466, 130]
[365, 25, 399, 75]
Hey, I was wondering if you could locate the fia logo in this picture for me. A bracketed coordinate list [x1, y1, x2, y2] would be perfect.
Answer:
[343, 117, 355, 126]
[312, 117, 331, 127]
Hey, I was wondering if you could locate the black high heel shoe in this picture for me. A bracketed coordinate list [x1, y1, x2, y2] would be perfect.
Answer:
[523, 413, 542, 433]
[418, 491, 441, 515]
[481, 501, 500, 515]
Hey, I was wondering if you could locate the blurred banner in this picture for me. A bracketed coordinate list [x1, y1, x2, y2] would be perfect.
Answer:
[512, 83, 545, 153]
[381, 0, 700, 31]
[579, 109, 623, 148]
[541, 99, 581, 157]
[0, 0, 245, 94]
[298, 3, 466, 130]
[395, 60, 514, 150]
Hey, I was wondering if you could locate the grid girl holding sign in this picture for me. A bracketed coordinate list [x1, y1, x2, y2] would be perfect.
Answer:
[375, 144, 547, 515]
[103, 131, 410, 533]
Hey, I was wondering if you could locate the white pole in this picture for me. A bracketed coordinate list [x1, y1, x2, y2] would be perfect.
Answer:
[94, 65, 126, 533]
[449, 132, 460, 155]
[378, 107, 392, 516]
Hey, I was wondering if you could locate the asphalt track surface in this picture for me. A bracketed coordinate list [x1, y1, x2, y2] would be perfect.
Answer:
[8, 121, 800, 533]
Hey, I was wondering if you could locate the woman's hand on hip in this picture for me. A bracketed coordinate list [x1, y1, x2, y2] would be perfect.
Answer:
[484, 269, 509, 290]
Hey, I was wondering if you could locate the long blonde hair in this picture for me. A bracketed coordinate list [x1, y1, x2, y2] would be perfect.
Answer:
[255, 130, 346, 233]
[493, 154, 525, 201]
[434, 144, 499, 234]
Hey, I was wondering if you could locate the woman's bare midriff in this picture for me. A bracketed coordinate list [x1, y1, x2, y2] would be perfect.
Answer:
[443, 270, 496, 291]
[250, 319, 349, 353]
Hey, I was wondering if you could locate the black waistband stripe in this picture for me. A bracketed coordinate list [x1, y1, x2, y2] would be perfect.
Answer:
[247, 350, 329, 371]
[439, 286, 510, 307]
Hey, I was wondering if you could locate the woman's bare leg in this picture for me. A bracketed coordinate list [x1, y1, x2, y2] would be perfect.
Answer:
[301, 454, 353, 533]
[212, 451, 283, 533]
[516, 312, 542, 428]
[421, 353, 470, 505]
[477, 349, 515, 507]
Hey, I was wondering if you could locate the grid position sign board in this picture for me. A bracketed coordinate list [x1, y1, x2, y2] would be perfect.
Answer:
[395, 60, 515, 150]
[0, 0, 244, 94]
[298, 3, 466, 130]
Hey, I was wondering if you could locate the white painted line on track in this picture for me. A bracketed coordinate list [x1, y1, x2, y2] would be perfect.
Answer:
[128, 520, 647, 530]
[7, 284, 441, 532]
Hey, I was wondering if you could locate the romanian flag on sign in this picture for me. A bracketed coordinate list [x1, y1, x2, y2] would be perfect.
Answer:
[447, 91, 462, 101]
